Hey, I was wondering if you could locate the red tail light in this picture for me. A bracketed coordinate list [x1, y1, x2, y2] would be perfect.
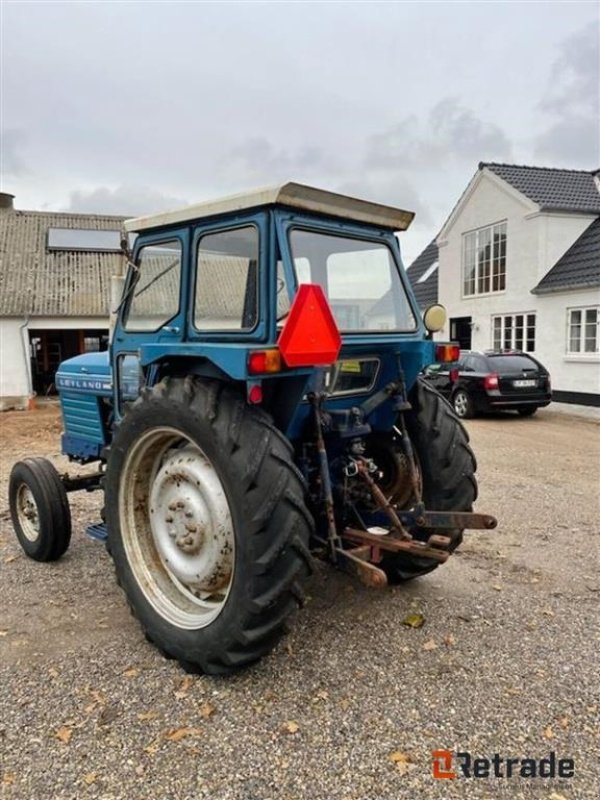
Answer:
[449, 368, 459, 383]
[435, 344, 460, 363]
[484, 373, 499, 390]
[248, 348, 282, 374]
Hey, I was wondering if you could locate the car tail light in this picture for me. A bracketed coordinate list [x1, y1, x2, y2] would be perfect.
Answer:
[435, 344, 460, 362]
[484, 373, 499, 390]
[248, 348, 282, 374]
[449, 368, 459, 383]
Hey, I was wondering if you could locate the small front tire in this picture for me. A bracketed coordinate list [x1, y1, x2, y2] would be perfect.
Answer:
[8, 457, 71, 561]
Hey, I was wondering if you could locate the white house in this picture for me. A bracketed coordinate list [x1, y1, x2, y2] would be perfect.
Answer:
[0, 192, 127, 409]
[408, 163, 600, 406]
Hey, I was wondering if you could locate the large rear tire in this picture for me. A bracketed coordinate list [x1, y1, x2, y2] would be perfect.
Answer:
[105, 377, 313, 675]
[381, 378, 478, 581]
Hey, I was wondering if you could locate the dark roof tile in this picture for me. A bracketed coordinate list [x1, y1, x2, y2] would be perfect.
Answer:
[406, 240, 439, 308]
[533, 217, 600, 294]
[481, 162, 600, 213]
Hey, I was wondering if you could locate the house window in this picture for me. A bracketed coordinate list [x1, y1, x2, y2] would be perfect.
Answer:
[463, 222, 506, 297]
[492, 313, 536, 352]
[567, 307, 599, 354]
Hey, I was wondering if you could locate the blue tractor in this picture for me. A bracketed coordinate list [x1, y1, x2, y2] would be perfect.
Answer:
[8, 184, 496, 674]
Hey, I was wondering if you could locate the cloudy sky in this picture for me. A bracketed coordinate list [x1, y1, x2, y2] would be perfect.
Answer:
[1, 1, 598, 263]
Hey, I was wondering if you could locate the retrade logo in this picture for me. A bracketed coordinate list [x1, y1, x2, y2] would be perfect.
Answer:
[432, 750, 575, 780]
[432, 750, 456, 779]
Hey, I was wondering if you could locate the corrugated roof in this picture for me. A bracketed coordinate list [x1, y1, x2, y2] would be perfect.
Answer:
[533, 217, 600, 294]
[0, 208, 127, 316]
[481, 163, 600, 213]
[406, 240, 439, 308]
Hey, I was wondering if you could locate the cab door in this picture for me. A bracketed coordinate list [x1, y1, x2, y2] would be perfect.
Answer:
[112, 229, 189, 413]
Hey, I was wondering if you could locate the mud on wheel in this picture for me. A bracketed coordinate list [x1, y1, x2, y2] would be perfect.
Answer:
[105, 377, 313, 675]
[379, 378, 478, 581]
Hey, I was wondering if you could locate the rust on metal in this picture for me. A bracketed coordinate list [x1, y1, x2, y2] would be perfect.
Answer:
[414, 511, 498, 530]
[311, 394, 342, 560]
[335, 546, 388, 588]
[342, 527, 450, 563]
[355, 459, 412, 540]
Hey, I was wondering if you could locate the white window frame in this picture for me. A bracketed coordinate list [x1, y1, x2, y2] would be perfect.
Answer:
[566, 306, 599, 355]
[492, 312, 536, 352]
[462, 221, 507, 298]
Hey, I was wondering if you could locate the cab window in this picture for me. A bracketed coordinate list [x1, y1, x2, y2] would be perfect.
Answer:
[125, 241, 182, 332]
[194, 226, 258, 331]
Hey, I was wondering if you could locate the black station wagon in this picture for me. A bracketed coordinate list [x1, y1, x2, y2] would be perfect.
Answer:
[423, 350, 552, 419]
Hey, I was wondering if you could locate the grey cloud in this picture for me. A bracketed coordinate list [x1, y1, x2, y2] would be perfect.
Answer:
[536, 117, 599, 165]
[1, 129, 28, 176]
[540, 23, 599, 116]
[219, 138, 341, 189]
[535, 23, 600, 165]
[65, 185, 187, 216]
[365, 99, 512, 172]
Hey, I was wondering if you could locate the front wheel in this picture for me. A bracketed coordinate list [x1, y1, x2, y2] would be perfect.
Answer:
[8, 457, 71, 561]
[105, 378, 313, 675]
[380, 379, 477, 581]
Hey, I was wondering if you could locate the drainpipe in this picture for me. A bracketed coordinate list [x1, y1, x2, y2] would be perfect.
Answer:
[19, 316, 35, 409]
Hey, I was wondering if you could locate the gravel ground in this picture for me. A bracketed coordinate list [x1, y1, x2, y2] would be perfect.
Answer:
[0, 402, 598, 800]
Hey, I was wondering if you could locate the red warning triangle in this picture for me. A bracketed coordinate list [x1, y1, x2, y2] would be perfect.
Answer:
[278, 284, 342, 367]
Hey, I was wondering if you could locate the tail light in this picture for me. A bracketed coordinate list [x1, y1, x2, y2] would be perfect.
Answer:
[435, 344, 460, 363]
[449, 368, 459, 383]
[248, 348, 282, 374]
[484, 373, 499, 390]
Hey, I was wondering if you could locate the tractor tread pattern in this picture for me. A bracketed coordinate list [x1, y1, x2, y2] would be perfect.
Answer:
[382, 378, 478, 581]
[106, 378, 314, 675]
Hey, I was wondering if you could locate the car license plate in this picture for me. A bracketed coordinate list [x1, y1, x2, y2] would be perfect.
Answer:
[513, 379, 536, 388]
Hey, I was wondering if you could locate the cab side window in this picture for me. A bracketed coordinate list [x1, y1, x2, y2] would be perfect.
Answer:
[125, 241, 182, 332]
[194, 226, 259, 331]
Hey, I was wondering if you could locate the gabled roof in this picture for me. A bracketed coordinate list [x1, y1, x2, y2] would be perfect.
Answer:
[481, 163, 600, 214]
[0, 208, 127, 316]
[406, 240, 439, 308]
[125, 182, 414, 233]
[533, 217, 600, 295]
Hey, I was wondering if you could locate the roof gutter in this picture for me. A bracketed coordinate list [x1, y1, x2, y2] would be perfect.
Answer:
[531, 281, 600, 295]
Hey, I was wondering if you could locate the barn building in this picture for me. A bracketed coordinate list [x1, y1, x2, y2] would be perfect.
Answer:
[0, 192, 127, 409]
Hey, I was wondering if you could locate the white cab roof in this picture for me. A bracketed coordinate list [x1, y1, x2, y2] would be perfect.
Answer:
[124, 182, 414, 233]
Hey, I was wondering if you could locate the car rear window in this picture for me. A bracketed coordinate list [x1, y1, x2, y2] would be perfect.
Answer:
[488, 355, 539, 371]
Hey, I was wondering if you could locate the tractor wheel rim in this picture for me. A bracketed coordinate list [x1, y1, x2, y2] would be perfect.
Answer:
[454, 393, 467, 416]
[16, 484, 40, 542]
[119, 427, 235, 630]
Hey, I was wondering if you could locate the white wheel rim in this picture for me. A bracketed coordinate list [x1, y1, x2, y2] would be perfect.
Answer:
[454, 393, 468, 417]
[16, 484, 41, 542]
[119, 427, 235, 629]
